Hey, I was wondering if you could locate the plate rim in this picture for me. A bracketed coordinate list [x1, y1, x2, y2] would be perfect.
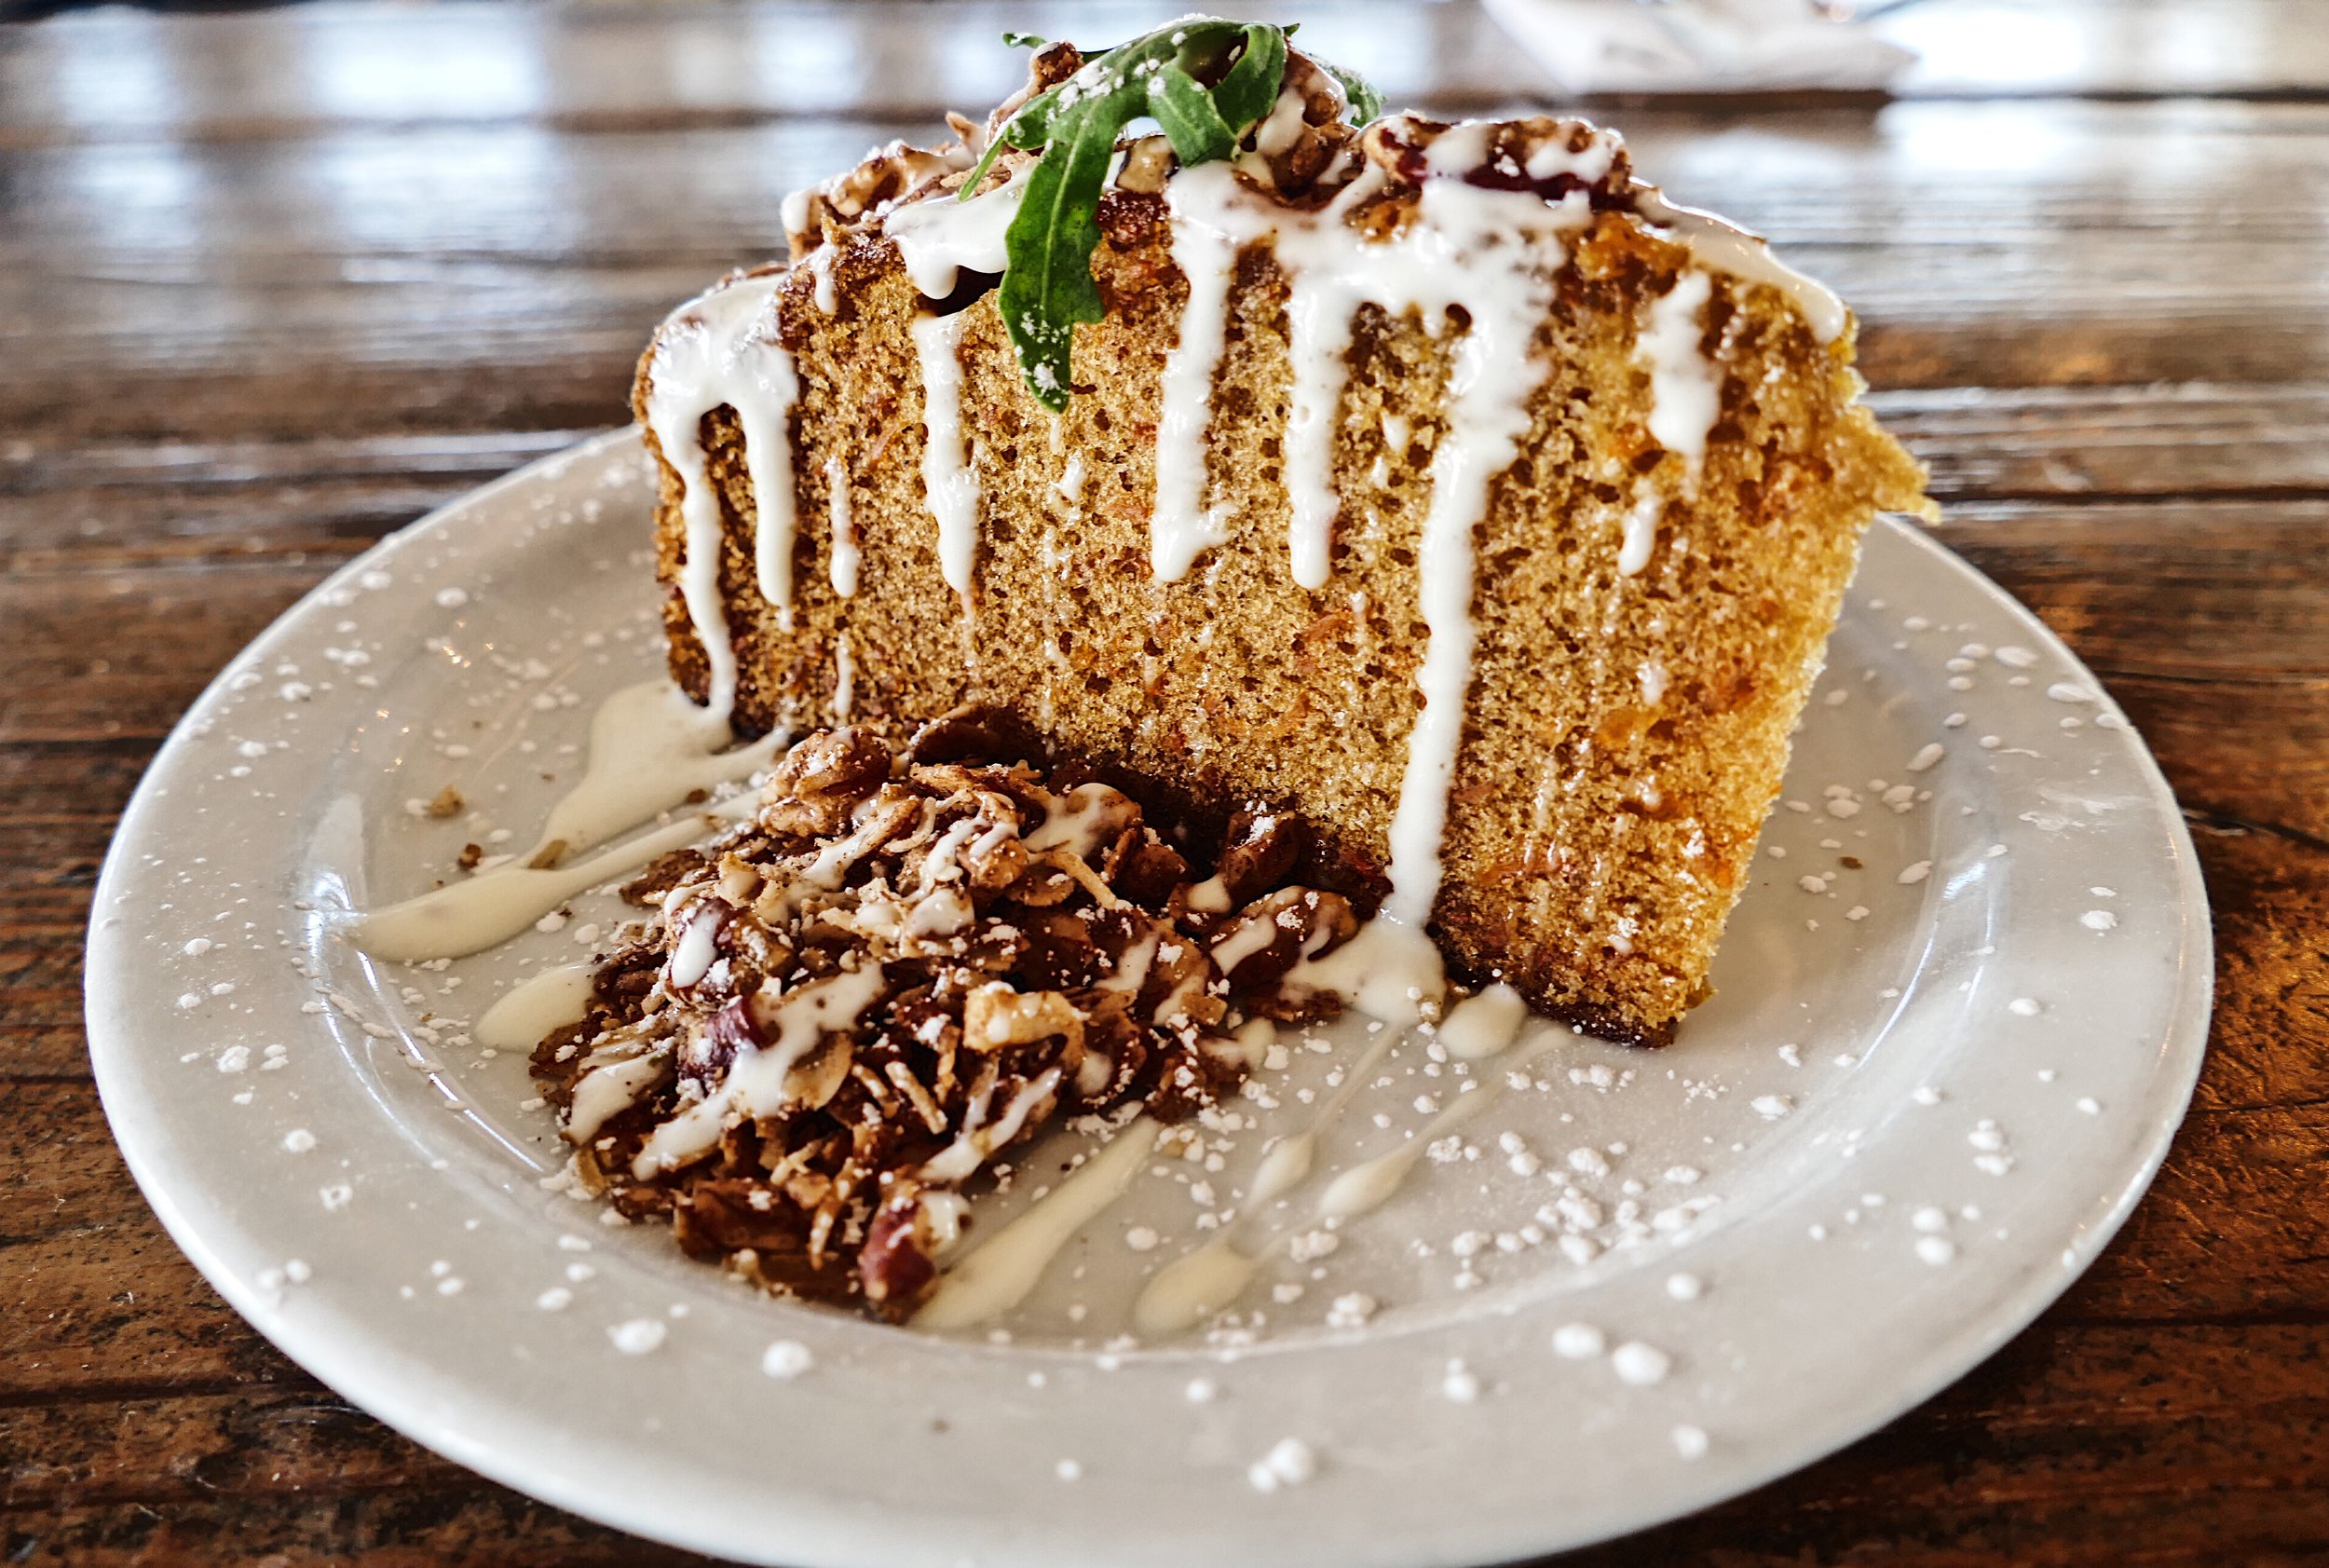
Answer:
[85, 426, 2214, 1567]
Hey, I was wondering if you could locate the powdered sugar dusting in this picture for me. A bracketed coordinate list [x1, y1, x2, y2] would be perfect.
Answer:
[608, 1318, 668, 1355]
[89, 362, 2200, 1537]
[1247, 1437, 1317, 1493]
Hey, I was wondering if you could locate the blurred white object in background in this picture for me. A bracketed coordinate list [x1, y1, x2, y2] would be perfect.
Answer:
[1480, 0, 1916, 94]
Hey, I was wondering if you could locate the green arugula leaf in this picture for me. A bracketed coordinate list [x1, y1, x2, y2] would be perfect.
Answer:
[947, 18, 1379, 409]
[995, 105, 1114, 410]
[1324, 62, 1383, 126]
[1001, 31, 1044, 48]
[1208, 22, 1286, 134]
[959, 73, 1069, 196]
[1147, 62, 1238, 166]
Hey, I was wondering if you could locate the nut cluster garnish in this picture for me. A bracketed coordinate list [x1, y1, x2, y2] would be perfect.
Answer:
[532, 713, 1363, 1317]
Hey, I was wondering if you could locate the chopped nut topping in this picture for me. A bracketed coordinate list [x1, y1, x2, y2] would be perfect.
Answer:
[1357, 114, 1633, 207]
[531, 718, 1362, 1317]
[1232, 51, 1369, 200]
[783, 138, 979, 263]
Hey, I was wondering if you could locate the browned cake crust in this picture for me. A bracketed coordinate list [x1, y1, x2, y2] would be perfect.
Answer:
[633, 123, 1929, 1048]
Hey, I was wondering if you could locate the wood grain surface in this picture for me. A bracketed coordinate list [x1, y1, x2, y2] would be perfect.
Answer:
[6, 1, 2327, 1563]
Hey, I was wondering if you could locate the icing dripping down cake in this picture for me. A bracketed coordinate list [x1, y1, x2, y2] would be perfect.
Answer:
[633, 31, 1932, 1048]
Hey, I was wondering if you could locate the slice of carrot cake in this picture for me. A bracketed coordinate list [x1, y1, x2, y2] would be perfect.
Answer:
[633, 19, 1930, 1054]
[570, 19, 1936, 1314]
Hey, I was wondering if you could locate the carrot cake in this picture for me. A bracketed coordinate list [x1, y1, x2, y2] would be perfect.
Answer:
[558, 18, 1931, 1314]
[634, 20, 1929, 1049]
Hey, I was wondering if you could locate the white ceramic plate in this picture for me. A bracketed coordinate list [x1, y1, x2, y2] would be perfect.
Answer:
[88, 429, 2210, 1568]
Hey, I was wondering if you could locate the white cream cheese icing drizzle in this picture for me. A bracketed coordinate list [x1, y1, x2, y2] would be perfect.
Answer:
[884, 172, 1021, 298]
[1150, 141, 1594, 959]
[915, 1117, 1162, 1329]
[352, 800, 751, 963]
[641, 276, 800, 717]
[1130, 1047, 1375, 1335]
[832, 631, 855, 720]
[1374, 185, 1569, 931]
[669, 901, 723, 989]
[919, 1066, 1063, 1183]
[476, 962, 596, 1053]
[1134, 998, 1559, 1334]
[531, 679, 783, 864]
[1619, 264, 1721, 578]
[1636, 190, 1845, 345]
[824, 454, 858, 596]
[633, 173, 1020, 719]
[1638, 268, 1718, 483]
[1281, 918, 1447, 1024]
[1150, 202, 1241, 580]
[568, 1049, 670, 1144]
[633, 961, 890, 1178]
[1619, 490, 1664, 579]
[1319, 1023, 1563, 1220]
[911, 311, 981, 605]
[805, 247, 838, 313]
[742, 351, 803, 631]
[351, 681, 779, 964]
[1437, 980, 1527, 1059]
[1250, 82, 1314, 161]
[1160, 125, 1607, 595]
[1135, 1235, 1265, 1335]
[1145, 161, 1360, 590]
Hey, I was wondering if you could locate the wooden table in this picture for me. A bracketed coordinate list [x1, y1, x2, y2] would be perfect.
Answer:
[7, 2, 2327, 1561]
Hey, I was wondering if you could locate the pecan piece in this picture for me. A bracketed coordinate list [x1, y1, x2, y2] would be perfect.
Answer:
[1110, 835, 1189, 907]
[962, 981, 1085, 1057]
[760, 727, 891, 837]
[1018, 910, 1108, 992]
[681, 995, 760, 1096]
[960, 818, 1031, 891]
[1236, 51, 1369, 198]
[1216, 804, 1302, 905]
[1144, 932, 1227, 1032]
[671, 1178, 810, 1261]
[906, 706, 1018, 766]
[1209, 887, 1360, 996]
[860, 1183, 953, 1316]
[620, 847, 708, 906]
